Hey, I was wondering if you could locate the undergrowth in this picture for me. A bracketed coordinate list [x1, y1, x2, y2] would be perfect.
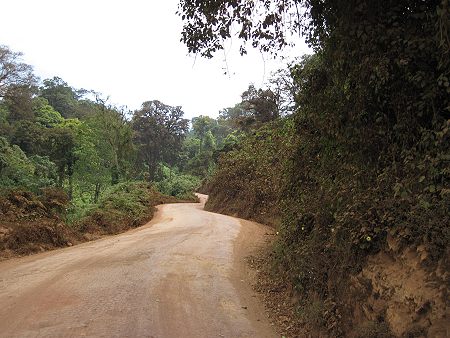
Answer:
[76, 181, 178, 234]
[204, 2, 449, 336]
[203, 118, 297, 226]
[0, 181, 182, 258]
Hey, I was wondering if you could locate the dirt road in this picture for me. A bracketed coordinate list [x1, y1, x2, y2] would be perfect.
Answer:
[0, 194, 276, 338]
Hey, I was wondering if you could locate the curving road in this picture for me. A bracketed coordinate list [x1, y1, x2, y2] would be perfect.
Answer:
[0, 194, 275, 338]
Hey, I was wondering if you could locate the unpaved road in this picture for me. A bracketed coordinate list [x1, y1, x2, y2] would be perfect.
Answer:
[0, 194, 276, 338]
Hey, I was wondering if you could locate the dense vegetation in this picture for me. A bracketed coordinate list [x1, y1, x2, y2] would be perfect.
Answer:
[0, 43, 290, 257]
[179, 0, 449, 336]
[204, 118, 297, 227]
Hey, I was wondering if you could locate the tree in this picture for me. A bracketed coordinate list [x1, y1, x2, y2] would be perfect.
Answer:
[0, 102, 11, 138]
[45, 123, 76, 197]
[3, 85, 36, 123]
[132, 100, 189, 180]
[192, 115, 216, 153]
[32, 97, 64, 127]
[268, 66, 297, 116]
[178, 0, 302, 57]
[241, 84, 279, 123]
[11, 120, 47, 155]
[72, 120, 111, 203]
[0, 136, 35, 188]
[86, 104, 134, 185]
[40, 77, 79, 118]
[217, 85, 280, 132]
[0, 45, 36, 98]
[0, 137, 56, 190]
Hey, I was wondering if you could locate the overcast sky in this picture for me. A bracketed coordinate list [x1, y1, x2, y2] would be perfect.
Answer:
[0, 0, 311, 119]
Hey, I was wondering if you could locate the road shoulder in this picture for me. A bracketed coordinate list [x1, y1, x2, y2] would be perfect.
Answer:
[231, 218, 278, 338]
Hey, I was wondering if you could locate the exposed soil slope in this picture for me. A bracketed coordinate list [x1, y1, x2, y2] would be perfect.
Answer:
[0, 189, 80, 259]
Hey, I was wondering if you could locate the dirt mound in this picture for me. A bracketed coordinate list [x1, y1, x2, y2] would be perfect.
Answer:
[0, 189, 79, 259]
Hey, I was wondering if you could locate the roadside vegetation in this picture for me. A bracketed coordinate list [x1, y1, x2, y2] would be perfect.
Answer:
[178, 0, 449, 337]
[0, 183, 175, 258]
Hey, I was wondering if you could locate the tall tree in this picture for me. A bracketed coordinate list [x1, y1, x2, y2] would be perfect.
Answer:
[192, 115, 216, 153]
[87, 103, 134, 185]
[0, 45, 36, 98]
[132, 100, 189, 180]
[3, 84, 36, 122]
[241, 84, 279, 123]
[40, 77, 79, 118]
[72, 121, 111, 203]
[45, 121, 77, 197]
[32, 97, 64, 128]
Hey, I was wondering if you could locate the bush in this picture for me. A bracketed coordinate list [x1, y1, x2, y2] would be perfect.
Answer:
[155, 164, 200, 200]
[77, 181, 178, 234]
[0, 137, 57, 191]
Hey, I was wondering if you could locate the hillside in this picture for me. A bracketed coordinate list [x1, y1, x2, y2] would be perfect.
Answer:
[187, 1, 450, 336]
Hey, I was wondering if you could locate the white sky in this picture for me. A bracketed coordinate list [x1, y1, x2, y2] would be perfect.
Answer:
[0, 0, 311, 119]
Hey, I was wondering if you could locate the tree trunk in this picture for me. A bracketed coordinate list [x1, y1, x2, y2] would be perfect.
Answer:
[94, 182, 101, 203]
[111, 152, 119, 185]
[57, 165, 65, 187]
[68, 174, 73, 200]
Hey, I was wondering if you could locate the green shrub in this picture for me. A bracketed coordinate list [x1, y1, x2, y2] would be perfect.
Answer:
[76, 181, 176, 234]
[155, 164, 200, 200]
[0, 137, 57, 191]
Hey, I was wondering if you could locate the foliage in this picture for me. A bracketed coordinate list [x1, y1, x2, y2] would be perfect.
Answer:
[155, 164, 200, 200]
[83, 105, 135, 185]
[32, 97, 64, 127]
[71, 119, 111, 205]
[178, 0, 301, 57]
[192, 115, 216, 152]
[282, 5, 448, 330]
[0, 137, 57, 190]
[183, 119, 218, 177]
[240, 84, 279, 123]
[3, 85, 38, 124]
[0, 45, 36, 98]
[45, 124, 76, 189]
[132, 100, 189, 179]
[218, 83, 284, 132]
[204, 118, 297, 226]
[39, 77, 79, 118]
[28, 155, 58, 188]
[0, 136, 35, 188]
[76, 181, 178, 234]
[95, 182, 154, 222]
[180, 0, 450, 335]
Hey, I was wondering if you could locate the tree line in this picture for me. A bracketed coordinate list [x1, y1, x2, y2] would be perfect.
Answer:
[0, 44, 290, 216]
